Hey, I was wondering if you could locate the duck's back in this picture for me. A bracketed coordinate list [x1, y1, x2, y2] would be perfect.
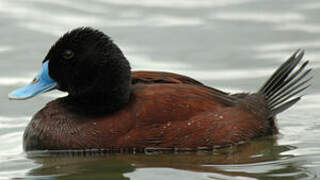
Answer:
[23, 71, 274, 151]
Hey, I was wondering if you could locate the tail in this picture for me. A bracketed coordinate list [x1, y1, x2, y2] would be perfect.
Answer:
[258, 50, 312, 117]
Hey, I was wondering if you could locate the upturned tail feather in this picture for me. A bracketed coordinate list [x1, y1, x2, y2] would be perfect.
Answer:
[258, 49, 312, 118]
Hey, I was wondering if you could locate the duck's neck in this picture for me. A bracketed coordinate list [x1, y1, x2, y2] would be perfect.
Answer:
[60, 60, 132, 116]
[61, 87, 132, 115]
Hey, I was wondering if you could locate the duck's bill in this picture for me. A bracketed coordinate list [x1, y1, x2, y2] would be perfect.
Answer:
[8, 61, 57, 100]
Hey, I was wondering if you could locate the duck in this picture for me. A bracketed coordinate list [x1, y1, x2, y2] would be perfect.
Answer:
[8, 27, 311, 152]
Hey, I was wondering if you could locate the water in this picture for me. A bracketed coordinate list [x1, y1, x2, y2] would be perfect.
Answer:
[0, 0, 320, 179]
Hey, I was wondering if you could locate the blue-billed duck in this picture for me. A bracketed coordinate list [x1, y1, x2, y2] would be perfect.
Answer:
[8, 27, 311, 152]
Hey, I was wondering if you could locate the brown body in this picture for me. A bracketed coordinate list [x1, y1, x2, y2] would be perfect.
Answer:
[23, 71, 276, 151]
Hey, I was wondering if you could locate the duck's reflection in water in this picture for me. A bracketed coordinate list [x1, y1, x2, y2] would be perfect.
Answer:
[21, 136, 311, 180]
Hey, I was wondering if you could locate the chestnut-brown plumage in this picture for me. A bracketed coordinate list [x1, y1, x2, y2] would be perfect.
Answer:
[17, 27, 311, 151]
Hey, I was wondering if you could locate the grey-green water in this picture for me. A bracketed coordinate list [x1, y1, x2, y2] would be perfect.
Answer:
[1, 0, 320, 179]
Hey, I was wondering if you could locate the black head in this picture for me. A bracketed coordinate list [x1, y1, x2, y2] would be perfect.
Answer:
[44, 27, 132, 114]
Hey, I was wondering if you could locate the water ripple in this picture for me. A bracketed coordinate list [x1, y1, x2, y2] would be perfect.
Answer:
[124, 167, 256, 180]
[0, 46, 12, 53]
[255, 41, 320, 52]
[96, 0, 254, 9]
[276, 22, 320, 34]
[301, 2, 320, 10]
[212, 12, 304, 24]
[0, 77, 32, 86]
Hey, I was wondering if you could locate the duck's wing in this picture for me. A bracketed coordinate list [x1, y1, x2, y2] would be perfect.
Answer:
[131, 71, 237, 106]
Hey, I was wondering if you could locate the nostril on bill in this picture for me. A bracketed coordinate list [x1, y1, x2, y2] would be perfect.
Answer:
[31, 78, 39, 83]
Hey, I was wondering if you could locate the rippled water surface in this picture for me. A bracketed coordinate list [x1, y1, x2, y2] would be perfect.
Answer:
[1, 0, 320, 179]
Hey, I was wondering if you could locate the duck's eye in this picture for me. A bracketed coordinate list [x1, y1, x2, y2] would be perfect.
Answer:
[62, 50, 74, 60]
